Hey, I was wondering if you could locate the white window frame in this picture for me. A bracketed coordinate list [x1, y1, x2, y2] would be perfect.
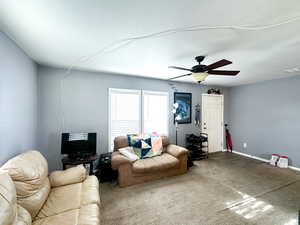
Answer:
[108, 88, 169, 152]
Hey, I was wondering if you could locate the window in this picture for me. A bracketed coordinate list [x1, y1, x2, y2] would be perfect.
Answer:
[109, 88, 169, 151]
[143, 91, 168, 135]
[109, 89, 141, 151]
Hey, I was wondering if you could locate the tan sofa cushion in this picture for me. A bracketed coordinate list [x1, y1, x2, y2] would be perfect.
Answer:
[114, 136, 129, 151]
[0, 172, 32, 225]
[36, 175, 100, 220]
[1, 151, 50, 218]
[132, 153, 179, 174]
[111, 151, 133, 169]
[166, 144, 188, 158]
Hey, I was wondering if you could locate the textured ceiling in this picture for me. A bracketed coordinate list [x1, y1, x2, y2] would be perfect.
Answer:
[1, 0, 300, 86]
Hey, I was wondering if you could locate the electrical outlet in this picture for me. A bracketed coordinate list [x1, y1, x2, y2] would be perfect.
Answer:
[243, 142, 247, 148]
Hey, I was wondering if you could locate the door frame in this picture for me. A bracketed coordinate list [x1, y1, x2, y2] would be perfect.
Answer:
[201, 94, 224, 152]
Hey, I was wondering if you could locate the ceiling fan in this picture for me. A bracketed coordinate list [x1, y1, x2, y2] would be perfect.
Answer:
[168, 56, 240, 83]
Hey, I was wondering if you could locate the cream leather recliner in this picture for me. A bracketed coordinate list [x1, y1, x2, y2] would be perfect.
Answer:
[0, 151, 100, 225]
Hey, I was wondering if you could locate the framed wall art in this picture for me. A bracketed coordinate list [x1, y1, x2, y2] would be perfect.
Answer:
[174, 92, 192, 124]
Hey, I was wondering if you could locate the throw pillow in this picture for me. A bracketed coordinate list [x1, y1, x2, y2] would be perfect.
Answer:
[150, 135, 163, 155]
[127, 134, 137, 146]
[119, 146, 139, 161]
[127, 134, 163, 159]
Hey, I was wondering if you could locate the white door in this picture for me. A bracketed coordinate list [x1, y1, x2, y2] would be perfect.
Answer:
[201, 94, 224, 153]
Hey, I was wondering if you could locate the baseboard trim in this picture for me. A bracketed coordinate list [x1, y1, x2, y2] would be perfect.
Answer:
[232, 150, 270, 163]
[222, 149, 300, 172]
[288, 166, 300, 172]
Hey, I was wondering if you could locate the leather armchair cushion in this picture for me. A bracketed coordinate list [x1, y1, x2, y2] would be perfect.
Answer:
[1, 151, 50, 218]
[36, 182, 82, 219]
[0, 172, 17, 225]
[33, 209, 79, 225]
[49, 165, 87, 187]
[166, 144, 188, 158]
[78, 204, 100, 225]
[36, 175, 100, 220]
[132, 153, 179, 173]
[80, 176, 100, 206]
[33, 204, 100, 225]
[0, 172, 32, 225]
[17, 205, 32, 225]
[17, 178, 50, 219]
[1, 151, 49, 196]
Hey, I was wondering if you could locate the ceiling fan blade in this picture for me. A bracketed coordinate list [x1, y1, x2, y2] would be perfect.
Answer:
[205, 59, 232, 71]
[168, 66, 192, 71]
[168, 73, 192, 80]
[207, 70, 240, 76]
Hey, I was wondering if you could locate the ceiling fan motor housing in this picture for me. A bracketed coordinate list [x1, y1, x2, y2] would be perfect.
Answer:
[192, 64, 206, 73]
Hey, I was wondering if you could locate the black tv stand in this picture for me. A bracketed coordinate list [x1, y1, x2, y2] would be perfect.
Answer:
[68, 153, 92, 160]
[62, 154, 98, 175]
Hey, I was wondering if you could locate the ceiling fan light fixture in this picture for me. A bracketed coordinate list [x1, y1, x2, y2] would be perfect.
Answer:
[192, 72, 208, 82]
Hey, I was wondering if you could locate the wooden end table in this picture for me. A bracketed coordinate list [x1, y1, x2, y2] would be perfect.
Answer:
[62, 154, 98, 175]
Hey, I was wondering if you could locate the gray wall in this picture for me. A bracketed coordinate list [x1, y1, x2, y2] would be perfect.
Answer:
[0, 32, 38, 165]
[229, 75, 300, 167]
[38, 65, 229, 171]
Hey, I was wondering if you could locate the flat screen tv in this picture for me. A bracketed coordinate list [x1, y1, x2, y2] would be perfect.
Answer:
[61, 133, 96, 158]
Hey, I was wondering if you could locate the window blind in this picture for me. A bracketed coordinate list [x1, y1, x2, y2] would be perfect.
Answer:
[143, 91, 169, 136]
[109, 89, 141, 150]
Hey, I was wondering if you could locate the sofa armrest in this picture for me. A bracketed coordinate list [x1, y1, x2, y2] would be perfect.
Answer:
[49, 165, 87, 187]
[166, 144, 188, 158]
[111, 152, 133, 170]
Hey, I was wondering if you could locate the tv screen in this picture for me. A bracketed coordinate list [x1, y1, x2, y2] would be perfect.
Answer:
[61, 133, 96, 156]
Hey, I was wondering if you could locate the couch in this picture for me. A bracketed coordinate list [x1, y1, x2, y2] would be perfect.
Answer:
[112, 136, 188, 187]
[0, 151, 100, 225]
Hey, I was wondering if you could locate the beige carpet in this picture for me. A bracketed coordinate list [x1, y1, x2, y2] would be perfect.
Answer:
[101, 152, 300, 225]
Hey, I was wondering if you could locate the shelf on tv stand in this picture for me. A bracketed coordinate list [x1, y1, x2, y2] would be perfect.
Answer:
[61, 154, 98, 175]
